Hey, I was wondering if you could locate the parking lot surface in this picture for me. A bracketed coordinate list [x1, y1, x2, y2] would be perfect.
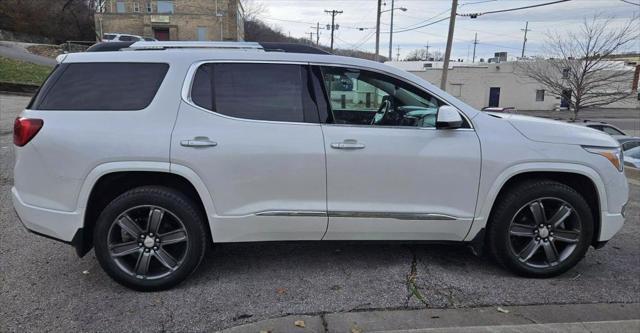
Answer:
[1, 93, 639, 332]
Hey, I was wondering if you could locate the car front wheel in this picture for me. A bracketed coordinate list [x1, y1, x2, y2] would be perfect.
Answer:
[487, 180, 594, 277]
[93, 186, 207, 291]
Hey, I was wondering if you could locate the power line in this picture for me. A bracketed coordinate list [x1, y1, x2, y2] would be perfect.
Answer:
[620, 0, 640, 6]
[458, 0, 571, 18]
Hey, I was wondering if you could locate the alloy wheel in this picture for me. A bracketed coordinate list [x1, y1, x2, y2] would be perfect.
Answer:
[107, 205, 189, 280]
[508, 197, 582, 269]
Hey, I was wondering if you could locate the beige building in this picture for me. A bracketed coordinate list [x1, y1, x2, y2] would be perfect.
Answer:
[387, 60, 639, 111]
[95, 0, 244, 41]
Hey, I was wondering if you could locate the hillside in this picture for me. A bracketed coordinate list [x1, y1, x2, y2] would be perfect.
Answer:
[244, 19, 386, 62]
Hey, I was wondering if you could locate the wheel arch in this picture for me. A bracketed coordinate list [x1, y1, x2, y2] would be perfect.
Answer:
[466, 163, 606, 247]
[75, 162, 216, 257]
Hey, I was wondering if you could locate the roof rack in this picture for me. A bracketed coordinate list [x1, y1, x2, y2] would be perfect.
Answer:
[128, 41, 264, 50]
[258, 42, 331, 55]
[85, 41, 331, 55]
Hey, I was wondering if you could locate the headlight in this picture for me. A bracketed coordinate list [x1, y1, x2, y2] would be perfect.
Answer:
[583, 146, 624, 172]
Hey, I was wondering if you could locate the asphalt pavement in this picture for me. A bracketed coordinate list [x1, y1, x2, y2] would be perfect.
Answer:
[1, 93, 639, 332]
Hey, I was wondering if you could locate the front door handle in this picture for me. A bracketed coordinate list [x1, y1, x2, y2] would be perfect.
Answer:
[180, 137, 217, 148]
[331, 139, 365, 150]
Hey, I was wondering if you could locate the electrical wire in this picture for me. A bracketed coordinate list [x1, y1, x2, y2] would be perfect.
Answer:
[458, 0, 571, 18]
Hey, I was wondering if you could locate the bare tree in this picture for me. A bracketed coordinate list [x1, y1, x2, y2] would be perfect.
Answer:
[404, 48, 443, 61]
[517, 14, 638, 119]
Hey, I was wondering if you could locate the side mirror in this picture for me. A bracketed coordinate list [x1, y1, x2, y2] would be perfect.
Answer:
[436, 105, 463, 129]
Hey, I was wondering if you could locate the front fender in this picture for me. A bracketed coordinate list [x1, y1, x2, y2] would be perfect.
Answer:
[464, 162, 607, 242]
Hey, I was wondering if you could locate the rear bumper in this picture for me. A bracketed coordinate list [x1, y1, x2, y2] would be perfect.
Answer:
[11, 187, 82, 243]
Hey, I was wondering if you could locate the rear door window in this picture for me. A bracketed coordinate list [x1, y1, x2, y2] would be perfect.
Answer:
[190, 63, 317, 123]
[32, 62, 169, 110]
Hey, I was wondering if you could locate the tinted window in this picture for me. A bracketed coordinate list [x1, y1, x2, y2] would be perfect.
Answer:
[320, 66, 446, 128]
[34, 63, 168, 110]
[103, 34, 116, 40]
[191, 63, 309, 123]
[622, 140, 640, 151]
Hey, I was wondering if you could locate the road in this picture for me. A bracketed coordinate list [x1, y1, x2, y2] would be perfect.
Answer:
[0, 41, 56, 66]
[0, 93, 638, 332]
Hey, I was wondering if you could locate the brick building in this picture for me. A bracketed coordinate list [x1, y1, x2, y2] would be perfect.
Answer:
[95, 0, 244, 41]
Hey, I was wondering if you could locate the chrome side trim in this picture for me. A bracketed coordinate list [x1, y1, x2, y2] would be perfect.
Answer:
[254, 210, 458, 221]
[328, 211, 457, 220]
[255, 210, 327, 217]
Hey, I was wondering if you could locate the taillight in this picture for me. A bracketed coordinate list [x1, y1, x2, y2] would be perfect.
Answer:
[13, 117, 43, 147]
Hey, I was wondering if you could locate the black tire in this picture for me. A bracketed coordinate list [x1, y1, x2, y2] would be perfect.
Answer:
[487, 180, 593, 278]
[93, 186, 207, 291]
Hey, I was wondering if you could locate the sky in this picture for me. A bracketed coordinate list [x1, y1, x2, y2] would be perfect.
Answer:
[250, 0, 640, 61]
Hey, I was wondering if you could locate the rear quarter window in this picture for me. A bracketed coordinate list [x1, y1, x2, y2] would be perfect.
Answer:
[32, 62, 169, 111]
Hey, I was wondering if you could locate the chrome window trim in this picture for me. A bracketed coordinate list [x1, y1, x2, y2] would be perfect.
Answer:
[253, 210, 460, 221]
[181, 59, 475, 130]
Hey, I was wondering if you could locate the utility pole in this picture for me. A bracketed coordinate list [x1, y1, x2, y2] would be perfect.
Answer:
[388, 0, 395, 61]
[425, 42, 430, 60]
[308, 32, 315, 44]
[325, 9, 343, 52]
[396, 46, 400, 61]
[440, 0, 458, 90]
[521, 21, 530, 58]
[472, 32, 478, 63]
[375, 0, 382, 61]
[311, 22, 320, 46]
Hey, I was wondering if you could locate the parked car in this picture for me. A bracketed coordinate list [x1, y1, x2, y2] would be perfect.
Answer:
[102, 33, 144, 42]
[624, 146, 640, 168]
[616, 137, 640, 152]
[481, 106, 517, 113]
[12, 41, 629, 291]
[579, 120, 627, 136]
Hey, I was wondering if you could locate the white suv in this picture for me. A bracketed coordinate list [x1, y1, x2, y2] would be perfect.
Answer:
[12, 42, 628, 291]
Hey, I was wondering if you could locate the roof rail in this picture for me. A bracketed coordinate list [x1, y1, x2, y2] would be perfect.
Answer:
[127, 41, 263, 50]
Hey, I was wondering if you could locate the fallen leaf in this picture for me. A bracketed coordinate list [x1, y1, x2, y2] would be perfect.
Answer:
[294, 320, 305, 328]
[276, 288, 287, 295]
[351, 324, 362, 333]
[259, 330, 271, 333]
[82, 270, 89, 275]
[496, 307, 509, 314]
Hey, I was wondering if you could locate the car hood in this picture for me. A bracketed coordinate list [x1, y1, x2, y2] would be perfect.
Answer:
[493, 113, 619, 147]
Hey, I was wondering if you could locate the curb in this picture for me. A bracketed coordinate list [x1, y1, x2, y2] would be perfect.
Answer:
[0, 81, 39, 95]
[221, 303, 640, 333]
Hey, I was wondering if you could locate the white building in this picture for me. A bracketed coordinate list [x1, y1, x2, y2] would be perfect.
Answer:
[386, 60, 639, 111]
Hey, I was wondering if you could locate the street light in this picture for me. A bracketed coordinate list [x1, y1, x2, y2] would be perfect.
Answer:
[383, 0, 407, 61]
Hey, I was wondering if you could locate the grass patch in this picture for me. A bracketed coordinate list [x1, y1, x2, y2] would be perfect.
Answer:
[0, 56, 53, 86]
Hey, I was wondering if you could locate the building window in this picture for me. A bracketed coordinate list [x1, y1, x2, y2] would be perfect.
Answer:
[116, 1, 126, 13]
[562, 68, 570, 79]
[157, 1, 174, 14]
[133, 2, 140, 12]
[196, 27, 208, 41]
[146, 2, 152, 13]
[536, 89, 545, 102]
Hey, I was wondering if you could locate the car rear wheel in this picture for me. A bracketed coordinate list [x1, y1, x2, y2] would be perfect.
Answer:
[94, 186, 206, 291]
[487, 180, 593, 277]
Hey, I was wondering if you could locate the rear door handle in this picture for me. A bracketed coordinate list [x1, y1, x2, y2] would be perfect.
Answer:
[331, 140, 365, 150]
[180, 137, 217, 148]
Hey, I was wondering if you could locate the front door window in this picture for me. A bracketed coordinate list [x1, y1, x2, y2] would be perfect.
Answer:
[320, 66, 444, 128]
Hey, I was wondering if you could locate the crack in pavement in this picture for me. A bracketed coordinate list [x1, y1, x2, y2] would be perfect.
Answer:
[405, 246, 428, 308]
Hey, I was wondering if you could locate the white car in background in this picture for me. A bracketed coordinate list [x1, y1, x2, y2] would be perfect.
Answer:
[12, 41, 629, 290]
[102, 33, 156, 42]
[624, 146, 640, 168]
